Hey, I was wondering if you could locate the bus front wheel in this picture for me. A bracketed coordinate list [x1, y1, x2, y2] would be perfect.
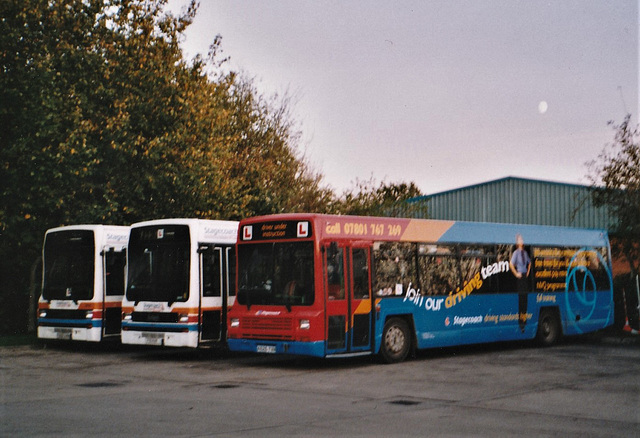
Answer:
[380, 317, 411, 364]
[536, 309, 561, 347]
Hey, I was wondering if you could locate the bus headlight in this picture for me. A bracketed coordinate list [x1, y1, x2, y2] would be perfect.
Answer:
[123, 313, 132, 321]
[85, 311, 94, 319]
[299, 319, 310, 330]
[230, 318, 240, 328]
[38, 310, 47, 318]
[178, 314, 189, 323]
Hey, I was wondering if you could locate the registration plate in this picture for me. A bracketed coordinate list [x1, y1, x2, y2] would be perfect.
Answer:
[256, 345, 276, 354]
[54, 328, 72, 340]
[140, 333, 163, 345]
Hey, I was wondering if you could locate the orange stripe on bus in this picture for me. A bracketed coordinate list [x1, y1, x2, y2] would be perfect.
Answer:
[353, 300, 371, 315]
[400, 220, 454, 242]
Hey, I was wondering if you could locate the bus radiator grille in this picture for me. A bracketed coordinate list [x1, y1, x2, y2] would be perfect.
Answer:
[241, 317, 294, 340]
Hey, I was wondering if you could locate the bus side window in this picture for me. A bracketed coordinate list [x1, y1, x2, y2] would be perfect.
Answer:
[105, 251, 126, 296]
[326, 244, 344, 300]
[496, 244, 517, 293]
[589, 247, 610, 290]
[417, 244, 459, 296]
[373, 242, 416, 296]
[531, 246, 610, 294]
[352, 248, 369, 299]
[201, 248, 221, 297]
[459, 245, 498, 294]
[227, 246, 236, 297]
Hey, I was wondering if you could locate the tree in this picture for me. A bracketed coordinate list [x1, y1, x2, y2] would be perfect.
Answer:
[0, 0, 332, 334]
[334, 178, 427, 217]
[0, 0, 209, 333]
[215, 75, 334, 217]
[588, 114, 640, 275]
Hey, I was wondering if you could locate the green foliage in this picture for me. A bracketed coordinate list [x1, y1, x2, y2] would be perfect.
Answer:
[0, 0, 332, 333]
[588, 114, 640, 274]
[334, 178, 427, 217]
[0, 0, 330, 231]
[214, 76, 334, 218]
[0, 0, 424, 334]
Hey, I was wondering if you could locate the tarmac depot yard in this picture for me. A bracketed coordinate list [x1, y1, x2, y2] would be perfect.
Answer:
[1, 333, 639, 437]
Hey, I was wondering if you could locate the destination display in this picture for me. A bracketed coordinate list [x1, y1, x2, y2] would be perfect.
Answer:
[241, 221, 311, 241]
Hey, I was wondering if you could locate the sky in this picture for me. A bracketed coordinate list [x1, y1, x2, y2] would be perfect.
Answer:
[167, 0, 638, 195]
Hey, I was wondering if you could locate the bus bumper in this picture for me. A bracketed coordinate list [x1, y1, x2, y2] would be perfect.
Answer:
[121, 328, 199, 348]
[227, 338, 325, 357]
[37, 326, 102, 342]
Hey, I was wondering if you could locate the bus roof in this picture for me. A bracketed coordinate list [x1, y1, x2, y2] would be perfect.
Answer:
[239, 213, 609, 248]
[45, 225, 130, 248]
[130, 218, 238, 245]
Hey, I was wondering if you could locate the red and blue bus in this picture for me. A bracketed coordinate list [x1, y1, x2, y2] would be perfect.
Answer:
[38, 225, 129, 342]
[227, 214, 613, 362]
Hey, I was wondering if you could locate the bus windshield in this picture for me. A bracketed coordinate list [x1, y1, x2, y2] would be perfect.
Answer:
[42, 230, 95, 301]
[238, 241, 314, 307]
[126, 225, 190, 304]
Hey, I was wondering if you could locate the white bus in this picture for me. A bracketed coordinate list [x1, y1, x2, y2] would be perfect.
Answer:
[121, 219, 238, 347]
[38, 225, 129, 342]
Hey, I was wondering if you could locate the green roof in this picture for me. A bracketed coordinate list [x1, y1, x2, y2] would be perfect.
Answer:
[405, 176, 613, 230]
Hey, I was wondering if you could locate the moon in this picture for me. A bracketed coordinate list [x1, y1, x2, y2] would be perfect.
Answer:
[538, 101, 548, 114]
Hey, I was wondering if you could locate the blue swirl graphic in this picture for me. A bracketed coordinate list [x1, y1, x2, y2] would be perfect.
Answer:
[564, 247, 613, 333]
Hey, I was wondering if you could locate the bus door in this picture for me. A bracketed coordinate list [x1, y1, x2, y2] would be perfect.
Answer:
[102, 248, 126, 337]
[324, 242, 372, 355]
[199, 245, 235, 343]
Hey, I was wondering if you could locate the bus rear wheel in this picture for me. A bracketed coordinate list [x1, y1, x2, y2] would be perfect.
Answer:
[380, 317, 411, 363]
[536, 309, 561, 347]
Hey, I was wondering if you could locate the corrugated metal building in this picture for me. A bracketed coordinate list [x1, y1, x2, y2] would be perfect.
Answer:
[406, 176, 613, 230]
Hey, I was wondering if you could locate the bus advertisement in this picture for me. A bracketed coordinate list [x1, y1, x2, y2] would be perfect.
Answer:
[227, 214, 614, 363]
[38, 225, 129, 342]
[121, 219, 238, 348]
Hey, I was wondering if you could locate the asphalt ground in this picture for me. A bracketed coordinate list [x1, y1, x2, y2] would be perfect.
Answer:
[1, 332, 639, 437]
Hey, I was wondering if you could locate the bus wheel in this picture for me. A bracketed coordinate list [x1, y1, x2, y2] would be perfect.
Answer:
[380, 318, 411, 363]
[536, 309, 561, 347]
